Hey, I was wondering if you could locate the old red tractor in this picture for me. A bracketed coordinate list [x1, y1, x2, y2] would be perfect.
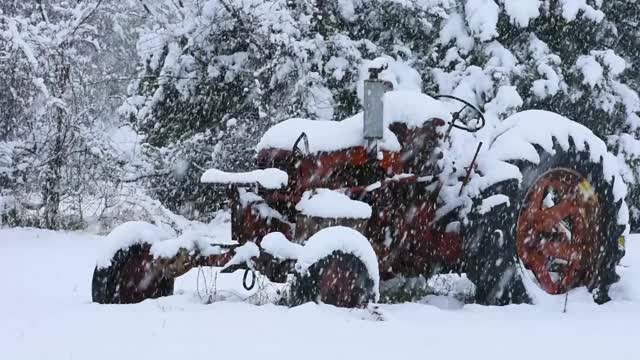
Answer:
[93, 63, 627, 307]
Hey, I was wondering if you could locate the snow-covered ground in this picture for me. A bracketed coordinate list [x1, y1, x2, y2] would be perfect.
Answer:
[1, 227, 639, 359]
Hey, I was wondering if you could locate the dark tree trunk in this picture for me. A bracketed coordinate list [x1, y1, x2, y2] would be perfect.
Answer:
[42, 107, 65, 230]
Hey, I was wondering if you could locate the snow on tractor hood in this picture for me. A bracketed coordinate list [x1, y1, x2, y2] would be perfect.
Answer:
[256, 90, 452, 153]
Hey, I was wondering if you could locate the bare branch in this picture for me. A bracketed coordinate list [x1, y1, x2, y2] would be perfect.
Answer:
[119, 171, 173, 183]
[138, 0, 152, 15]
[71, 0, 105, 37]
[36, 0, 49, 23]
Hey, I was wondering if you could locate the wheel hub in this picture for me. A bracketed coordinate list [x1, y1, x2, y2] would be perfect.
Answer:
[317, 255, 364, 307]
[516, 168, 601, 294]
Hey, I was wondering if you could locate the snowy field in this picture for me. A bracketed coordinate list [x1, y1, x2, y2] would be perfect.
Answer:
[1, 227, 639, 360]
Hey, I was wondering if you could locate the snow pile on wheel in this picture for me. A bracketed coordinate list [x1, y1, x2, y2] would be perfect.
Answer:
[97, 214, 235, 268]
[96, 221, 176, 268]
[296, 189, 372, 219]
[462, 110, 629, 228]
[256, 90, 452, 153]
[150, 226, 228, 259]
[294, 226, 380, 300]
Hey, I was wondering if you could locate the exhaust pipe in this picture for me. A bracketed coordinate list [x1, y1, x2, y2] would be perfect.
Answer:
[363, 61, 387, 157]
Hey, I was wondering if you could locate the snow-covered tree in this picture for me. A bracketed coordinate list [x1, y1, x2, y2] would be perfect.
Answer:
[0, 1, 143, 228]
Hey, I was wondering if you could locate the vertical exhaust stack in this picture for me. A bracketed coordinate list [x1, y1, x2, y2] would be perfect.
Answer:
[363, 60, 387, 157]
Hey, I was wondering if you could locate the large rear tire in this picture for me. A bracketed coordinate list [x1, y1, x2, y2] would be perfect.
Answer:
[464, 137, 625, 305]
[92, 243, 174, 304]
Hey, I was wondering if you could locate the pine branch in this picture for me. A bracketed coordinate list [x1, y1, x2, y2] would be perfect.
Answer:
[119, 171, 173, 183]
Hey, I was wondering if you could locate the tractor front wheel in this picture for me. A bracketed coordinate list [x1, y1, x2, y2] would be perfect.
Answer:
[92, 243, 174, 304]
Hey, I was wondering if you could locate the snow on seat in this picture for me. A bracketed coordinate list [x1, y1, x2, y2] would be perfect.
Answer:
[295, 189, 372, 219]
[256, 90, 452, 154]
[294, 226, 380, 301]
[200, 168, 288, 189]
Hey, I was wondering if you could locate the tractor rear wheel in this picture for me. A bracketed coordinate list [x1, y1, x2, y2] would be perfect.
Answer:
[92, 243, 174, 304]
[464, 138, 625, 305]
[288, 251, 376, 307]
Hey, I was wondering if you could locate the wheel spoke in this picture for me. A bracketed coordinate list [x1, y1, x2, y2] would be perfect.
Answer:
[526, 183, 548, 216]
[569, 210, 587, 245]
[527, 251, 562, 294]
[533, 197, 578, 233]
[560, 261, 582, 290]
[540, 242, 579, 261]
[520, 231, 539, 250]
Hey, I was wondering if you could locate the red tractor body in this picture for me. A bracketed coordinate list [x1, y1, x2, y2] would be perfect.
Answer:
[233, 120, 462, 283]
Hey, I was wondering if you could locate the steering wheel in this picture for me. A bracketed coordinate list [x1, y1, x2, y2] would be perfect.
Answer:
[433, 94, 486, 133]
[292, 132, 309, 157]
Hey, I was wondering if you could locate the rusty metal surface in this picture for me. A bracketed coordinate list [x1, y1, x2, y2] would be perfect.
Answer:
[517, 168, 601, 294]
[110, 243, 168, 304]
[242, 120, 463, 283]
[294, 215, 368, 243]
[317, 254, 369, 307]
[364, 180, 463, 279]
